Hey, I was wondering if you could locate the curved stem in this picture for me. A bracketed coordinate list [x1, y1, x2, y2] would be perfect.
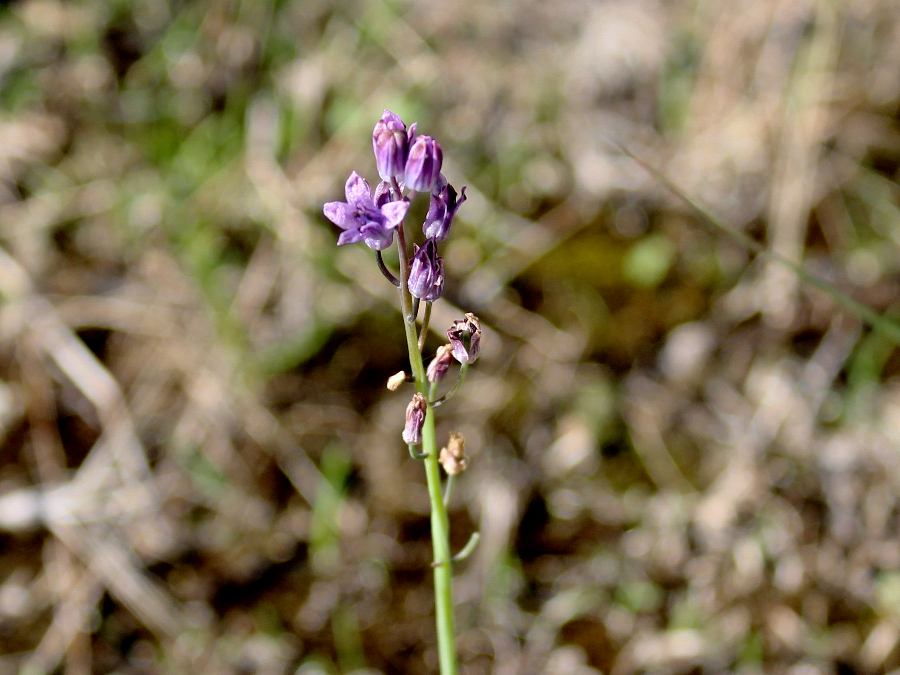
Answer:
[431, 364, 468, 408]
[376, 251, 401, 287]
[408, 444, 429, 460]
[451, 532, 479, 563]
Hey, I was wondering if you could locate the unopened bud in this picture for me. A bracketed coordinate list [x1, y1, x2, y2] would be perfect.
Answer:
[373, 110, 409, 181]
[439, 432, 468, 475]
[408, 238, 444, 301]
[427, 344, 454, 384]
[386, 371, 407, 391]
[404, 134, 442, 192]
[447, 313, 482, 365]
[402, 392, 427, 445]
[423, 175, 467, 241]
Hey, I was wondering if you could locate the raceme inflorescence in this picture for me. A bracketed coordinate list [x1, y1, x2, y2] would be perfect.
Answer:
[323, 109, 480, 675]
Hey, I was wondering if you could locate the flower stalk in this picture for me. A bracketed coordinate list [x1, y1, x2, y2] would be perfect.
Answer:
[323, 109, 478, 675]
[397, 227, 458, 674]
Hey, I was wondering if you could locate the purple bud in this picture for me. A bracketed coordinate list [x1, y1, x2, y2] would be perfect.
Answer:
[423, 175, 467, 241]
[402, 392, 427, 445]
[447, 313, 481, 365]
[407, 238, 444, 301]
[373, 110, 409, 181]
[404, 135, 442, 192]
[427, 344, 454, 384]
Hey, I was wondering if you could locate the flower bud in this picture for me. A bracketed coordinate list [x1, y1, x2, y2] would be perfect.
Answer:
[427, 344, 454, 384]
[402, 392, 427, 445]
[408, 238, 444, 301]
[373, 110, 409, 180]
[447, 313, 481, 365]
[386, 371, 407, 391]
[423, 175, 467, 241]
[439, 432, 468, 475]
[404, 134, 442, 192]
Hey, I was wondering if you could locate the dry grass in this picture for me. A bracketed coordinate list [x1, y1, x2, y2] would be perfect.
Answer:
[1, 0, 899, 673]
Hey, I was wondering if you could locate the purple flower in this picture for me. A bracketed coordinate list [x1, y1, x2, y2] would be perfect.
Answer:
[423, 175, 467, 241]
[447, 313, 481, 365]
[402, 392, 427, 445]
[408, 238, 444, 301]
[323, 172, 409, 250]
[404, 134, 442, 192]
[372, 110, 409, 181]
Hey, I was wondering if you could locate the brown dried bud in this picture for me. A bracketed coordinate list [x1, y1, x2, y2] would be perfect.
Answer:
[447, 313, 481, 365]
[386, 371, 407, 391]
[439, 432, 468, 475]
[427, 344, 454, 384]
[402, 393, 427, 445]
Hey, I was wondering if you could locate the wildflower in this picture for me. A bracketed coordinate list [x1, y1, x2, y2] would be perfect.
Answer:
[447, 313, 481, 365]
[402, 392, 428, 444]
[323, 171, 409, 250]
[405, 134, 442, 192]
[439, 432, 468, 475]
[423, 175, 467, 241]
[427, 344, 454, 384]
[408, 238, 445, 301]
[372, 110, 410, 181]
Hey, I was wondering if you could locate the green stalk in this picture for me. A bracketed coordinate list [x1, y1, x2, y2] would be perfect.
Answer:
[396, 225, 458, 674]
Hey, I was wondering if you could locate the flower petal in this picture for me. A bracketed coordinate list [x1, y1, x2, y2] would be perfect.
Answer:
[381, 199, 410, 228]
[344, 171, 371, 205]
[360, 222, 393, 250]
[373, 180, 393, 208]
[337, 229, 363, 246]
[323, 201, 354, 228]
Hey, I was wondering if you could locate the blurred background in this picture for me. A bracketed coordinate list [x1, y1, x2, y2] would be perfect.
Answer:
[0, 0, 899, 673]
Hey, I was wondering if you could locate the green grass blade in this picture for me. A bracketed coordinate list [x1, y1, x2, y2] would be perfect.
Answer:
[618, 144, 900, 345]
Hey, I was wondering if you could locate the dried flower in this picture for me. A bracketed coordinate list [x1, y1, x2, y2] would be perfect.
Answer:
[323, 171, 409, 250]
[423, 175, 467, 241]
[372, 110, 410, 181]
[447, 313, 481, 364]
[439, 432, 468, 475]
[402, 392, 428, 445]
[408, 238, 445, 301]
[404, 134, 442, 192]
[427, 344, 454, 384]
[386, 371, 407, 391]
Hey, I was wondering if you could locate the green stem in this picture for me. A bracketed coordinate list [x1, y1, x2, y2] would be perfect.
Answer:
[443, 475, 455, 507]
[418, 301, 433, 352]
[431, 363, 468, 408]
[397, 225, 458, 675]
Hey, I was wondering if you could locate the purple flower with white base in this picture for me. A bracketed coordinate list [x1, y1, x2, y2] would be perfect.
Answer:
[323, 171, 409, 251]
[423, 175, 467, 241]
